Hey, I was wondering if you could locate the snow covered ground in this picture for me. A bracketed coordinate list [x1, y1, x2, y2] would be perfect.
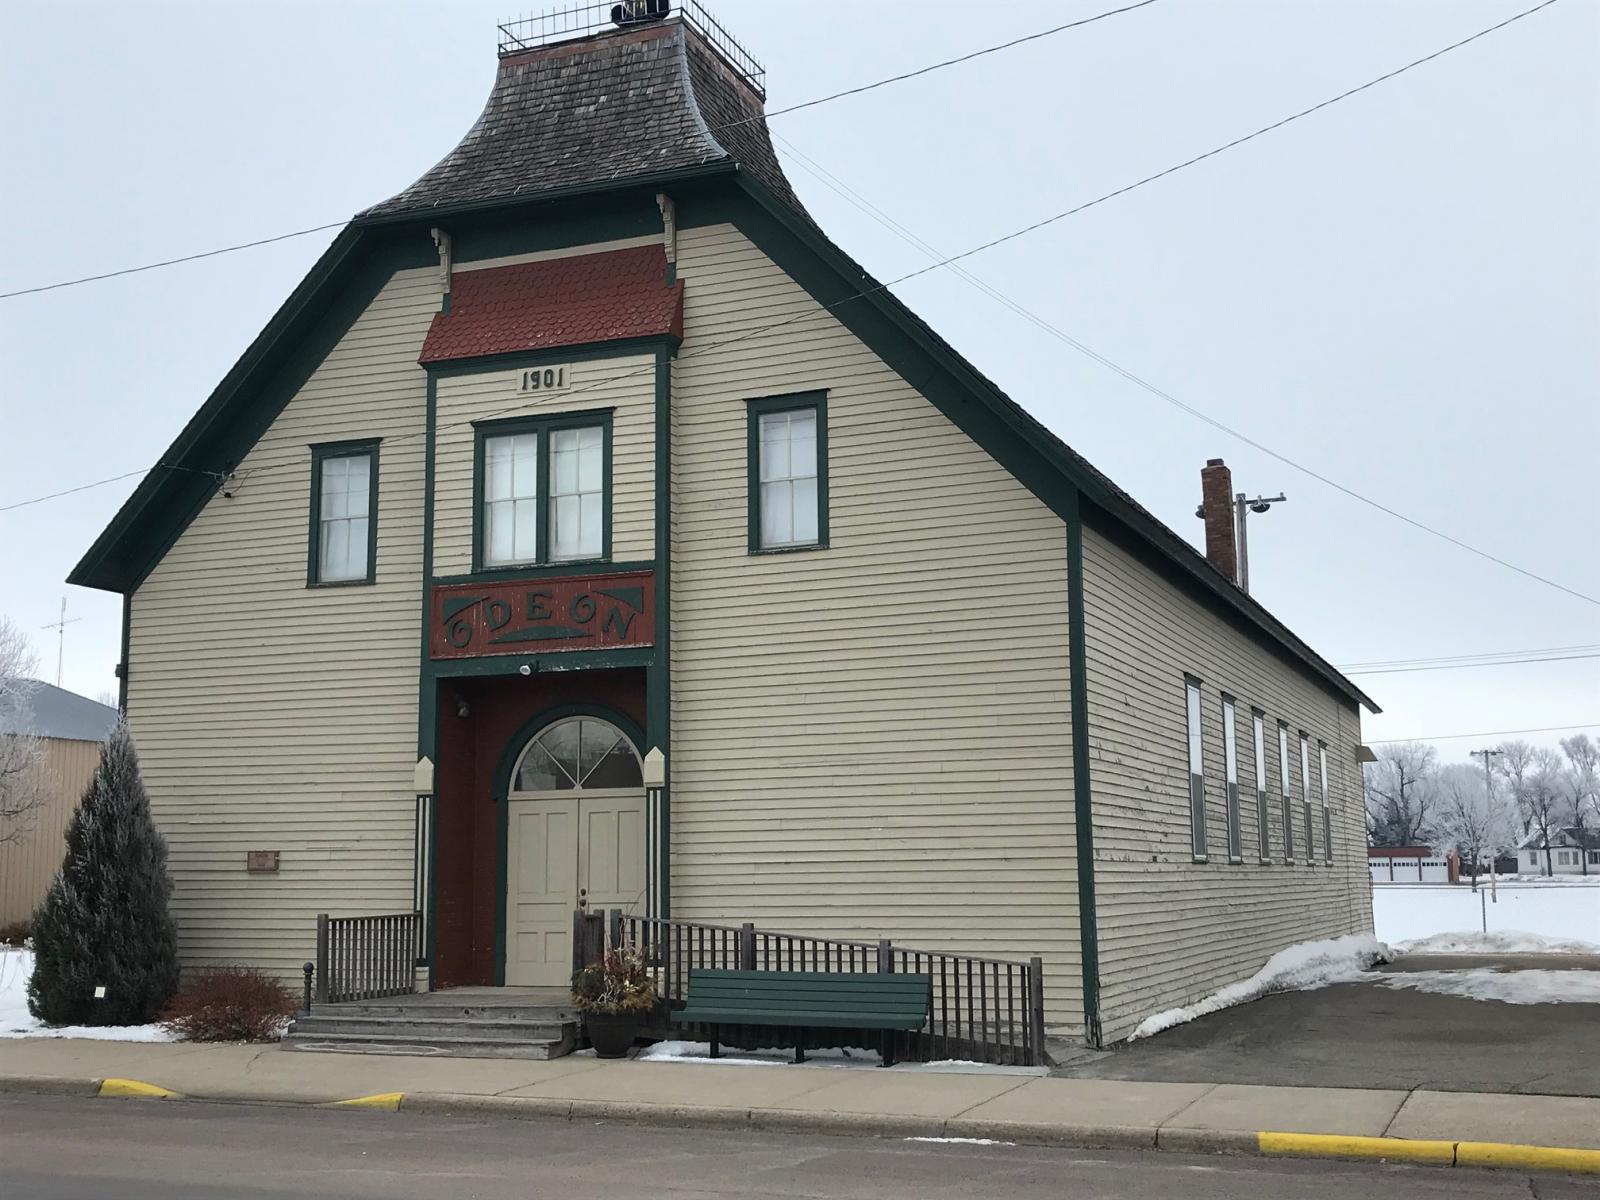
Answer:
[1372, 882, 1600, 944]
[632, 1040, 1045, 1075]
[1373, 968, 1600, 1005]
[1394, 930, 1600, 955]
[1129, 934, 1386, 1041]
[0, 949, 176, 1042]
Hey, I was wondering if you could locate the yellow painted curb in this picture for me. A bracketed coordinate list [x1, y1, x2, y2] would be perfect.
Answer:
[1258, 1132, 1454, 1165]
[1456, 1141, 1600, 1174]
[98, 1078, 179, 1100]
[330, 1092, 405, 1112]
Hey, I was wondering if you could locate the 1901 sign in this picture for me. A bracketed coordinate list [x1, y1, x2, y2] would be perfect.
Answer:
[429, 570, 654, 659]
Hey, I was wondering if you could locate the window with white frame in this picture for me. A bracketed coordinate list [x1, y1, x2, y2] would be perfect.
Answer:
[749, 395, 827, 552]
[483, 432, 540, 566]
[1300, 732, 1315, 865]
[1186, 678, 1207, 861]
[1319, 741, 1333, 864]
[1253, 710, 1271, 862]
[1222, 696, 1242, 861]
[310, 442, 377, 585]
[548, 426, 604, 561]
[1278, 722, 1295, 860]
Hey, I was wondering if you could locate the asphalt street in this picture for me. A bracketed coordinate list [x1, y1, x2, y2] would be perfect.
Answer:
[1, 1095, 1593, 1200]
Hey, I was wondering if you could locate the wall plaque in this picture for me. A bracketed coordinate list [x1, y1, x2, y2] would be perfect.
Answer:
[246, 850, 280, 873]
[430, 570, 655, 659]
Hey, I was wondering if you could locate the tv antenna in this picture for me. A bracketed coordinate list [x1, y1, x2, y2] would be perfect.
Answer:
[40, 597, 80, 688]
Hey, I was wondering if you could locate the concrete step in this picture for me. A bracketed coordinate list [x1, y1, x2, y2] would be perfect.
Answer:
[280, 1029, 574, 1060]
[321, 1002, 578, 1023]
[288, 1013, 571, 1043]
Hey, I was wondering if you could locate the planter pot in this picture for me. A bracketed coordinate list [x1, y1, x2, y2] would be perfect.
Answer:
[584, 1011, 640, 1058]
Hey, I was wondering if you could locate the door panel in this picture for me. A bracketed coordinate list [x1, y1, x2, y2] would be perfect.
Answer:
[505, 798, 578, 987]
[579, 793, 646, 914]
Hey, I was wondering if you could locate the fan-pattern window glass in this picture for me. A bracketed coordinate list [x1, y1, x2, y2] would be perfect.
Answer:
[1185, 678, 1207, 861]
[484, 433, 539, 566]
[317, 451, 372, 583]
[512, 718, 642, 792]
[758, 408, 819, 548]
[1253, 710, 1271, 862]
[549, 426, 603, 561]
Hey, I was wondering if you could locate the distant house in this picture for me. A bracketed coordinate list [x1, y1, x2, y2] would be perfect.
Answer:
[1517, 828, 1600, 876]
[0, 683, 118, 927]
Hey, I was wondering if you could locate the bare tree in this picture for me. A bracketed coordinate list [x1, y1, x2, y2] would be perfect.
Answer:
[1432, 762, 1516, 890]
[0, 617, 47, 845]
[1559, 733, 1598, 875]
[1495, 739, 1538, 839]
[1525, 749, 1568, 877]
[1363, 741, 1439, 847]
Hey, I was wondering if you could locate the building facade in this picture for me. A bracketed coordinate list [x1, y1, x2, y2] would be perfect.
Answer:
[70, 7, 1377, 1045]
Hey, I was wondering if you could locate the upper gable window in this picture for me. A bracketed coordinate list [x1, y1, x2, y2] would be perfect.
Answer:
[748, 393, 828, 553]
[309, 440, 379, 586]
[476, 411, 611, 570]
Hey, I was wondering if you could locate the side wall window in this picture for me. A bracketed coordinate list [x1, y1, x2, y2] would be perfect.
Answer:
[1278, 721, 1295, 861]
[1222, 695, 1242, 862]
[474, 411, 612, 570]
[748, 392, 828, 553]
[1252, 710, 1271, 862]
[1300, 732, 1315, 865]
[308, 440, 379, 586]
[1185, 677, 1207, 861]
[1319, 741, 1333, 864]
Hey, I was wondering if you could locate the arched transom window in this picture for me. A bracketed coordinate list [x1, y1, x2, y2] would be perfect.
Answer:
[511, 717, 642, 792]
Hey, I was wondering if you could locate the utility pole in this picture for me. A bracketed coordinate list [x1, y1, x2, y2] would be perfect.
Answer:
[40, 597, 80, 688]
[1471, 748, 1503, 902]
[1234, 492, 1287, 594]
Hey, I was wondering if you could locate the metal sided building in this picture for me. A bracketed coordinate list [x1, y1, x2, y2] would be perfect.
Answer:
[69, 3, 1378, 1046]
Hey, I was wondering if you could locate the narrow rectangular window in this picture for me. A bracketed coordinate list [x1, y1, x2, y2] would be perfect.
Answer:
[1319, 742, 1333, 864]
[1278, 722, 1295, 861]
[483, 432, 540, 567]
[1300, 732, 1315, 865]
[1253, 710, 1271, 862]
[1186, 678, 1207, 861]
[475, 411, 611, 570]
[548, 425, 604, 561]
[309, 441, 378, 586]
[748, 393, 828, 553]
[1222, 696, 1241, 862]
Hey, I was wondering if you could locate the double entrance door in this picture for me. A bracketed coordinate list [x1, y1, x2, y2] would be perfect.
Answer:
[504, 791, 645, 987]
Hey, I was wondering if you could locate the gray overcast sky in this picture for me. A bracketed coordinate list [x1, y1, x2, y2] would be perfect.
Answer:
[1, 0, 1595, 758]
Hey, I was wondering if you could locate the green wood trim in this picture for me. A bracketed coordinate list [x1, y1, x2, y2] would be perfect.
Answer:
[432, 560, 654, 586]
[419, 374, 440, 972]
[1066, 496, 1103, 1048]
[306, 438, 381, 588]
[491, 701, 647, 986]
[745, 391, 829, 555]
[431, 647, 656, 678]
[471, 409, 615, 574]
[116, 592, 131, 714]
[648, 344, 673, 918]
[425, 335, 680, 377]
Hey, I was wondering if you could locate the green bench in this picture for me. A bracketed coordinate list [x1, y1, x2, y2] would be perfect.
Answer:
[670, 968, 932, 1067]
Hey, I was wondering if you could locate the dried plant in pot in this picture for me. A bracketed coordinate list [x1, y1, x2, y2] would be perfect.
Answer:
[571, 945, 657, 1058]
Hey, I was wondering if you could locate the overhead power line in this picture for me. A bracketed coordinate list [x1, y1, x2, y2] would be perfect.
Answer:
[0, 0, 1162, 303]
[1369, 722, 1597, 745]
[1342, 652, 1600, 676]
[1, 0, 1583, 615]
[1338, 643, 1600, 670]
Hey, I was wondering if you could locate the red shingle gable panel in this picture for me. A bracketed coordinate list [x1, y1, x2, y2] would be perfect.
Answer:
[419, 244, 683, 364]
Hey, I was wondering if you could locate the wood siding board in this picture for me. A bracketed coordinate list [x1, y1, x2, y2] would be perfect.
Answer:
[1078, 525, 1371, 1043]
[668, 224, 1082, 1032]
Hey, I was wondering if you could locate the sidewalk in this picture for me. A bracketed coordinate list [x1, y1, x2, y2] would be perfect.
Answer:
[1, 1038, 1596, 1173]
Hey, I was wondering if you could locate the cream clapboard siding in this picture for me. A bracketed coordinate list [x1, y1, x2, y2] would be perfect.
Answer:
[432, 352, 656, 575]
[669, 223, 1083, 1029]
[0, 738, 103, 927]
[127, 264, 438, 980]
[1080, 525, 1372, 1043]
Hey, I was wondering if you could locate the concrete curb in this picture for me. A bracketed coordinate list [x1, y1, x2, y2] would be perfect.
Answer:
[2, 1075, 1596, 1174]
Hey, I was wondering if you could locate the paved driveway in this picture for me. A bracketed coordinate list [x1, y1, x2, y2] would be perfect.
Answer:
[1055, 954, 1600, 1096]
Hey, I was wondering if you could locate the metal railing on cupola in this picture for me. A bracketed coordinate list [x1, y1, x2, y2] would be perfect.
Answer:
[496, 0, 766, 97]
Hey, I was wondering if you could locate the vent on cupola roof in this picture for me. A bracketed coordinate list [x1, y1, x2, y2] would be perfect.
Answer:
[361, 0, 806, 222]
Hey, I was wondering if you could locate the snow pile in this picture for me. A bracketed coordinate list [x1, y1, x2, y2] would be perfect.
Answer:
[905, 1137, 1016, 1146]
[0, 949, 177, 1042]
[1375, 969, 1600, 1006]
[633, 1040, 1040, 1075]
[1395, 930, 1600, 955]
[1495, 874, 1600, 885]
[1129, 934, 1387, 1041]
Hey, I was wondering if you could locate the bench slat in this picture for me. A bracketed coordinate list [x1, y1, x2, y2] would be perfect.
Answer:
[672, 969, 931, 1035]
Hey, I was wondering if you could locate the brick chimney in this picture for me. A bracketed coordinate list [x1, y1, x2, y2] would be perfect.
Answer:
[1199, 458, 1238, 584]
